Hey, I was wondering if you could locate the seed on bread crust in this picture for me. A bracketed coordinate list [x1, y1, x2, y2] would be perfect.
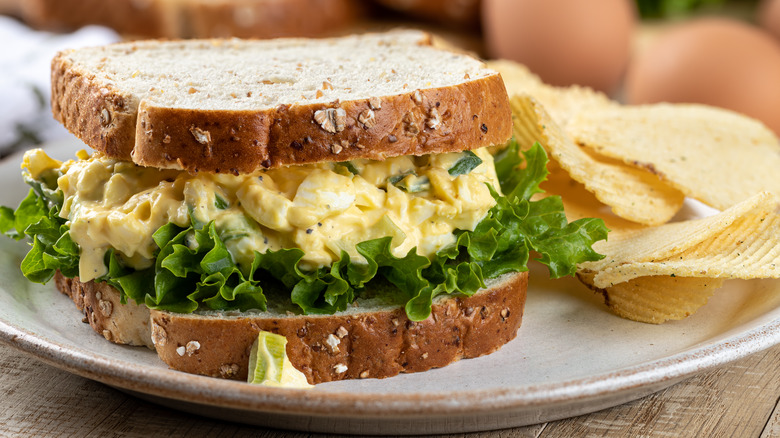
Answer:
[331, 141, 348, 154]
[190, 126, 212, 145]
[426, 107, 441, 130]
[403, 112, 419, 136]
[412, 90, 423, 104]
[219, 363, 240, 378]
[314, 108, 346, 133]
[151, 322, 167, 346]
[325, 334, 341, 353]
[100, 108, 111, 126]
[369, 96, 382, 110]
[185, 340, 201, 355]
[358, 109, 376, 129]
[98, 299, 113, 317]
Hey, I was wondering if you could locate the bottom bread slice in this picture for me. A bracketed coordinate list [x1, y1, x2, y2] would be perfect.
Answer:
[54, 271, 528, 384]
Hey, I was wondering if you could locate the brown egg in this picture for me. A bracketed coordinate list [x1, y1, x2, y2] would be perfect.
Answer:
[625, 18, 780, 135]
[759, 0, 780, 41]
[482, 0, 636, 94]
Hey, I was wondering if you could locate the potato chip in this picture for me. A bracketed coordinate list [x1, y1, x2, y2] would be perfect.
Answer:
[568, 104, 780, 210]
[511, 94, 685, 226]
[540, 168, 645, 232]
[580, 192, 780, 288]
[489, 60, 614, 127]
[577, 271, 723, 324]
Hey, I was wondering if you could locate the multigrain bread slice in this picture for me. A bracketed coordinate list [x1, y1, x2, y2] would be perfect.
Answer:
[181, 0, 361, 39]
[21, 0, 177, 38]
[54, 271, 527, 384]
[19, 0, 360, 39]
[50, 31, 512, 174]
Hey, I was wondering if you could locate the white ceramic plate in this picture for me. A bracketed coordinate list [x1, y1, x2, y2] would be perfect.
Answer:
[1, 139, 780, 435]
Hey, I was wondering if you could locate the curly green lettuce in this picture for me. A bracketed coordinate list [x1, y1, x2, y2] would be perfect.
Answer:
[1, 141, 608, 321]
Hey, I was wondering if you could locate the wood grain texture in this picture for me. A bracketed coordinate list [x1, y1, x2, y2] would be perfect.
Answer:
[761, 399, 780, 438]
[1, 341, 779, 437]
[540, 343, 780, 438]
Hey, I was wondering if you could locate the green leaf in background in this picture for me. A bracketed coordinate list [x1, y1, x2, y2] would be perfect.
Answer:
[635, 0, 727, 18]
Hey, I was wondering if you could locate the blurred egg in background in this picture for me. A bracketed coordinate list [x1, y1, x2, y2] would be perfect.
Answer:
[625, 17, 780, 135]
[481, 0, 637, 95]
[759, 0, 780, 40]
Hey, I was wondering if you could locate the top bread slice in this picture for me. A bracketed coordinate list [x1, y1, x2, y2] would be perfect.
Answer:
[51, 30, 512, 174]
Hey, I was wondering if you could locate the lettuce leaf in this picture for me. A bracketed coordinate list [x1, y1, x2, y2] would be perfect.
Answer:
[5, 141, 608, 321]
[2, 189, 79, 282]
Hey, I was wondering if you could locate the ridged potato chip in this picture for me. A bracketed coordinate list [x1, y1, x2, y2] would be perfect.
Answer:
[493, 60, 780, 325]
[577, 271, 723, 324]
[581, 192, 780, 288]
[577, 192, 780, 323]
[511, 95, 685, 226]
[489, 60, 614, 127]
[540, 167, 645, 232]
[568, 104, 780, 210]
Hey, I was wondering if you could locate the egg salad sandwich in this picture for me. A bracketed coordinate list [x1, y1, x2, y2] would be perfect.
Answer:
[1, 31, 608, 384]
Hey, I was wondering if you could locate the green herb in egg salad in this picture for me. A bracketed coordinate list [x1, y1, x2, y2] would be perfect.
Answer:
[1, 141, 608, 321]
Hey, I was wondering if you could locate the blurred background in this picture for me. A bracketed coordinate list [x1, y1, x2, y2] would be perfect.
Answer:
[1, 0, 779, 156]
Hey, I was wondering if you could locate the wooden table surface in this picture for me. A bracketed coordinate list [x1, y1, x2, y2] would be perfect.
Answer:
[1, 341, 778, 437]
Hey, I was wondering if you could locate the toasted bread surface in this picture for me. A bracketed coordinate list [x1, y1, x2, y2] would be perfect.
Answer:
[54, 271, 528, 384]
[51, 31, 512, 173]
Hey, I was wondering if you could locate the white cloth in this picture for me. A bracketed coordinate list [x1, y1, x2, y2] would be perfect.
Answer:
[0, 16, 119, 155]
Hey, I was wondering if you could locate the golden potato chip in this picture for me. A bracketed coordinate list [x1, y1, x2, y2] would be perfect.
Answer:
[580, 192, 780, 288]
[577, 271, 723, 324]
[511, 94, 685, 226]
[568, 104, 780, 210]
[540, 168, 645, 232]
[489, 60, 615, 127]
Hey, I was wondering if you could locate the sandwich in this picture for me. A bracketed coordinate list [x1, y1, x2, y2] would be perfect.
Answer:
[2, 31, 608, 384]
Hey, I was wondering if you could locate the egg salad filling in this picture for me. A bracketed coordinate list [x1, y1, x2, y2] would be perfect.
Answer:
[32, 147, 499, 282]
[3, 140, 609, 321]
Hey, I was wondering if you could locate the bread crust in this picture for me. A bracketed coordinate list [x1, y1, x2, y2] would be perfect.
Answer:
[54, 273, 154, 348]
[184, 0, 360, 39]
[50, 42, 512, 174]
[21, 0, 176, 37]
[53, 271, 528, 384]
[150, 272, 527, 384]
